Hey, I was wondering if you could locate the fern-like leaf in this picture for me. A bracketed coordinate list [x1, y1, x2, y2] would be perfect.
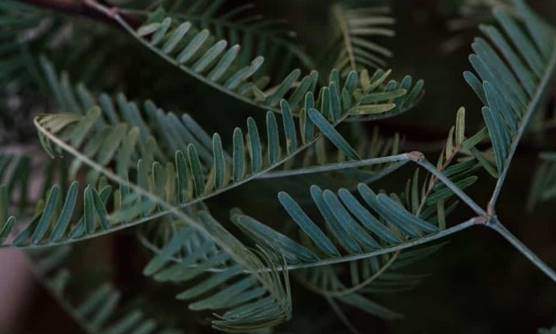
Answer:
[121, 1, 314, 75]
[142, 221, 291, 332]
[85, 1, 422, 121]
[463, 0, 556, 206]
[229, 184, 441, 268]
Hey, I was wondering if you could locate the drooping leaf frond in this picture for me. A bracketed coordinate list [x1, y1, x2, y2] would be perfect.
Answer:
[302, 266, 403, 321]
[85, 1, 422, 121]
[463, 0, 556, 203]
[119, 0, 314, 75]
[442, 0, 511, 54]
[30, 246, 182, 334]
[142, 221, 291, 332]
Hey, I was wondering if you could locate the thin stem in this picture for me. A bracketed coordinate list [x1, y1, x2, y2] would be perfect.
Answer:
[360, 161, 408, 184]
[488, 218, 556, 282]
[83, 0, 279, 114]
[83, 0, 407, 123]
[24, 111, 353, 248]
[138, 217, 481, 273]
[258, 154, 411, 179]
[20, 0, 139, 28]
[416, 145, 461, 216]
[119, 7, 314, 69]
[323, 251, 400, 297]
[286, 217, 479, 271]
[34, 117, 281, 295]
[488, 46, 556, 212]
[415, 157, 487, 216]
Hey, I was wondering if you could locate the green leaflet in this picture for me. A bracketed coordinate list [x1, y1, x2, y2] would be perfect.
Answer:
[187, 144, 205, 197]
[50, 181, 79, 242]
[231, 212, 319, 264]
[268, 69, 302, 107]
[311, 186, 362, 254]
[375, 193, 438, 235]
[280, 100, 299, 154]
[308, 108, 360, 160]
[31, 185, 60, 244]
[265, 112, 281, 165]
[322, 189, 381, 251]
[278, 191, 340, 257]
[337, 188, 401, 244]
[246, 117, 263, 173]
[212, 133, 227, 188]
[232, 127, 246, 181]
[455, 107, 466, 146]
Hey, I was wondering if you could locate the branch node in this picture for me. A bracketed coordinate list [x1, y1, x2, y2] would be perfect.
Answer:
[83, 0, 120, 19]
[107, 6, 120, 19]
[486, 201, 496, 217]
[474, 216, 489, 225]
[407, 151, 425, 162]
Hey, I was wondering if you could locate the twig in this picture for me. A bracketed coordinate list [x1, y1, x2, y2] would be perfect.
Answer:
[488, 46, 556, 213]
[488, 218, 556, 283]
[410, 152, 487, 217]
[20, 0, 140, 29]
